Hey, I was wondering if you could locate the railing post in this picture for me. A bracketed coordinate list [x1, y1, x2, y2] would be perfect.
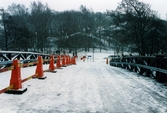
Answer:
[139, 57, 144, 75]
[156, 55, 166, 82]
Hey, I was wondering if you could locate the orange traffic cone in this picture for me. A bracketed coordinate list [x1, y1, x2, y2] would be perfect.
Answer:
[61, 55, 67, 67]
[48, 55, 57, 72]
[66, 55, 69, 66]
[106, 58, 108, 64]
[69, 56, 72, 65]
[56, 55, 62, 69]
[73, 56, 77, 65]
[34, 56, 46, 79]
[68, 55, 70, 65]
[5, 60, 27, 94]
[71, 56, 74, 65]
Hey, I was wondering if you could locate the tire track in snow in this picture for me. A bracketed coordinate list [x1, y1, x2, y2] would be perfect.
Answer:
[91, 64, 127, 112]
[67, 63, 104, 112]
[107, 66, 167, 113]
[94, 63, 145, 113]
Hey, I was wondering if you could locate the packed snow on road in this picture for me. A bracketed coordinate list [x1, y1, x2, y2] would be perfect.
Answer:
[0, 52, 167, 113]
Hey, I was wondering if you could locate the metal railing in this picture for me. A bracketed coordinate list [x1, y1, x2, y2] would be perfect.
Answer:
[109, 55, 167, 82]
[0, 51, 50, 72]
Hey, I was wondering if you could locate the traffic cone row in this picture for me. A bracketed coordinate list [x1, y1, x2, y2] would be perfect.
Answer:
[4, 55, 77, 94]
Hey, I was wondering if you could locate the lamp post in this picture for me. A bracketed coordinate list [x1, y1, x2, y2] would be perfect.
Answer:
[90, 34, 95, 62]
[93, 43, 95, 62]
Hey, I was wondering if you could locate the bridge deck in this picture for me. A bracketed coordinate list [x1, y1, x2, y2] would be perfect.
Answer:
[0, 60, 167, 113]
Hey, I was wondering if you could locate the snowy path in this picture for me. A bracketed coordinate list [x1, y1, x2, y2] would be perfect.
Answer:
[0, 58, 167, 113]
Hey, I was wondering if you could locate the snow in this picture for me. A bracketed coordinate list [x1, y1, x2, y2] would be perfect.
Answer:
[0, 51, 167, 113]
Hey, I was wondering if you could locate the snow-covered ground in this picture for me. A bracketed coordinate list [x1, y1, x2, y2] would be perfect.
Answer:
[0, 51, 167, 113]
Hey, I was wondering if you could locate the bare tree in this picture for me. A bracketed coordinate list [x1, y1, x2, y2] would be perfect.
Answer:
[108, 0, 160, 55]
[0, 8, 10, 50]
[7, 3, 31, 51]
[29, 1, 54, 52]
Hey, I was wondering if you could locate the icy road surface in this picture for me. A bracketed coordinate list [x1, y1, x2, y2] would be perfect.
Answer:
[0, 54, 167, 113]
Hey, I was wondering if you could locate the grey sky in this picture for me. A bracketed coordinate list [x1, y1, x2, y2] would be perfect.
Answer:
[0, 0, 166, 19]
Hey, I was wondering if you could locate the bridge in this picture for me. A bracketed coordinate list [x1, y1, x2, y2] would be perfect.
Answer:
[109, 55, 167, 82]
[0, 51, 167, 113]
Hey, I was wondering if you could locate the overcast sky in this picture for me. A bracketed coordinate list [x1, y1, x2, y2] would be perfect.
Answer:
[0, 0, 166, 19]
